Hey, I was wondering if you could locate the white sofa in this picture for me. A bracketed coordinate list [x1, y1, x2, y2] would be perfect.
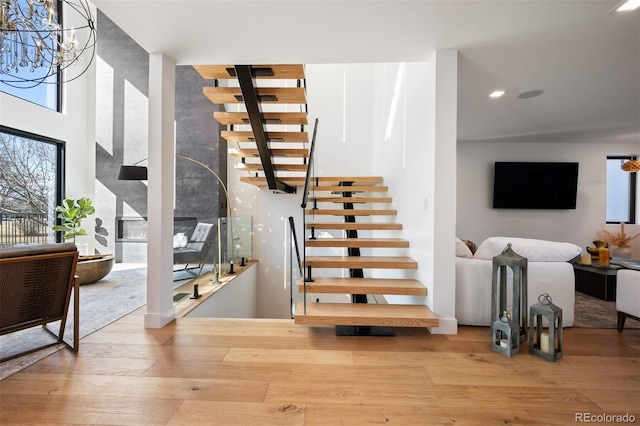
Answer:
[455, 237, 581, 327]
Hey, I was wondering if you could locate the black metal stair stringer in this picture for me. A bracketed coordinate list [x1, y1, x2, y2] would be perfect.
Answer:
[234, 65, 295, 194]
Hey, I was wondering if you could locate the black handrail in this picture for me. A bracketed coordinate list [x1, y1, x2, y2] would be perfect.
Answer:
[288, 216, 304, 277]
[301, 118, 319, 209]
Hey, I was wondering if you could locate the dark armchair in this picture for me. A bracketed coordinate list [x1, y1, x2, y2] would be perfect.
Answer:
[173, 222, 215, 277]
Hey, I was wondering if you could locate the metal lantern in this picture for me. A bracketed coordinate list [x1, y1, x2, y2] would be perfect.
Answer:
[492, 312, 520, 357]
[529, 293, 563, 362]
[491, 243, 528, 344]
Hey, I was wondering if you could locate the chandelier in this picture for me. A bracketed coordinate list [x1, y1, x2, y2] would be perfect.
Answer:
[0, 0, 96, 88]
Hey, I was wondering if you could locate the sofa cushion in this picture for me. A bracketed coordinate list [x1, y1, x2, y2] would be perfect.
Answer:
[474, 237, 581, 262]
[456, 238, 474, 258]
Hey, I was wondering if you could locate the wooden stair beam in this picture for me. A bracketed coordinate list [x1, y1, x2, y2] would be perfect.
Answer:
[309, 196, 392, 204]
[304, 256, 417, 269]
[214, 111, 308, 126]
[306, 209, 397, 216]
[294, 302, 439, 327]
[204, 87, 307, 104]
[306, 222, 402, 231]
[236, 163, 308, 172]
[194, 64, 306, 80]
[222, 131, 308, 143]
[305, 238, 409, 249]
[299, 277, 425, 295]
[239, 176, 383, 187]
[229, 148, 309, 158]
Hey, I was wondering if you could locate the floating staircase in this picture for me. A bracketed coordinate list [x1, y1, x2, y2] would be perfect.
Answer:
[194, 64, 310, 193]
[295, 177, 439, 332]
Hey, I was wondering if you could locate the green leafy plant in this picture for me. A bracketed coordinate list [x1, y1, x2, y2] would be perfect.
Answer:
[52, 197, 95, 242]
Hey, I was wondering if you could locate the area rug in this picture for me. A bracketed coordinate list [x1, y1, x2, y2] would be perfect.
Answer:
[573, 291, 639, 329]
[0, 264, 148, 380]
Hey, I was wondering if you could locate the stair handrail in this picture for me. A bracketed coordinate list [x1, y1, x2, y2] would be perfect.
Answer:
[301, 118, 319, 209]
[288, 216, 305, 318]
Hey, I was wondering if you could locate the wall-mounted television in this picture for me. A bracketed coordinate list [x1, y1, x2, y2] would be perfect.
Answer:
[492, 162, 579, 209]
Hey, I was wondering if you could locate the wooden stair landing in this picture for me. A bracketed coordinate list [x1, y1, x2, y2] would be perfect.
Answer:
[294, 302, 438, 328]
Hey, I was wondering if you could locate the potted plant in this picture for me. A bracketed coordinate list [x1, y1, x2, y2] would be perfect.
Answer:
[53, 197, 95, 247]
[53, 197, 114, 284]
[598, 222, 640, 259]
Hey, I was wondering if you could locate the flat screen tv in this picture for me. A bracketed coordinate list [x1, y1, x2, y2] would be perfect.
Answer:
[492, 162, 579, 209]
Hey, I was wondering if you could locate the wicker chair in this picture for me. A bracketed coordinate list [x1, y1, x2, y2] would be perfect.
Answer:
[0, 243, 79, 361]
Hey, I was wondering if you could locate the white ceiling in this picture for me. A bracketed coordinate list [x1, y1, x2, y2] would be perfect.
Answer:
[93, 0, 640, 144]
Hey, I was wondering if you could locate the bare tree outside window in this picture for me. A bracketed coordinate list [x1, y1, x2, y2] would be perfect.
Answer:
[0, 130, 60, 245]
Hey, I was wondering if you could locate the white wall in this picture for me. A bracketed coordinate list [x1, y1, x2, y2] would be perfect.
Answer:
[187, 262, 258, 318]
[457, 140, 640, 259]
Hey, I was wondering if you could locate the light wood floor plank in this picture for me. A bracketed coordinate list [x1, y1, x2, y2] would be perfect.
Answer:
[223, 348, 354, 365]
[167, 400, 305, 426]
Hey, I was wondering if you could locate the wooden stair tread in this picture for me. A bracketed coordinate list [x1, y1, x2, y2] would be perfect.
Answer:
[305, 256, 417, 269]
[229, 148, 309, 158]
[294, 302, 438, 327]
[299, 277, 426, 295]
[222, 131, 308, 143]
[240, 176, 383, 187]
[236, 163, 308, 172]
[215, 111, 308, 125]
[309, 196, 392, 203]
[306, 209, 396, 216]
[195, 64, 305, 80]
[306, 222, 402, 231]
[204, 87, 307, 104]
[305, 238, 409, 248]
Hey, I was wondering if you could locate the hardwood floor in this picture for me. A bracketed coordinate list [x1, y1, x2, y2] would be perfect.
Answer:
[1, 308, 638, 425]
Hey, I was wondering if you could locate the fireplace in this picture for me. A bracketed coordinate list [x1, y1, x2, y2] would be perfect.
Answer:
[116, 217, 147, 242]
[116, 216, 197, 242]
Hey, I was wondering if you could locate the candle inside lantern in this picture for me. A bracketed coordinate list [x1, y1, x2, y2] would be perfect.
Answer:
[499, 339, 508, 349]
[540, 332, 550, 353]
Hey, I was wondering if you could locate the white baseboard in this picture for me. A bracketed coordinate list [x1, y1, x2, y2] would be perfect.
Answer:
[144, 306, 175, 328]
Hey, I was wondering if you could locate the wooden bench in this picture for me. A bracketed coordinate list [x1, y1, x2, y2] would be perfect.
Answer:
[0, 243, 79, 362]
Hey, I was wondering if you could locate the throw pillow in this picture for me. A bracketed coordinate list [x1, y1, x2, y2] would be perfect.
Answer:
[456, 237, 474, 258]
[474, 236, 581, 262]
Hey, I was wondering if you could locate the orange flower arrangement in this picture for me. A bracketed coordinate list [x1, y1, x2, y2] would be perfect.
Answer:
[598, 222, 640, 248]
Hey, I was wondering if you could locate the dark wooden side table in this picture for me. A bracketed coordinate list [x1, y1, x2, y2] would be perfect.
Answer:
[572, 261, 623, 301]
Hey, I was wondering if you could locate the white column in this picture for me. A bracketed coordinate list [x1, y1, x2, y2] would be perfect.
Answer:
[430, 49, 458, 334]
[145, 53, 176, 328]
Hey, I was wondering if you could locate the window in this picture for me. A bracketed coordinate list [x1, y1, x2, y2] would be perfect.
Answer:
[0, 127, 64, 246]
[0, 0, 62, 111]
[606, 156, 637, 224]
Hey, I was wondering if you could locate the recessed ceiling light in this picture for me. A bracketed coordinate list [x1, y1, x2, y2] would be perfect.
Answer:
[617, 0, 640, 12]
[489, 90, 505, 98]
[518, 90, 544, 99]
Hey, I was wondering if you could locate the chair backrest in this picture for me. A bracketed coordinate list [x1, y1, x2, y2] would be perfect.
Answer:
[187, 223, 214, 253]
[0, 243, 78, 335]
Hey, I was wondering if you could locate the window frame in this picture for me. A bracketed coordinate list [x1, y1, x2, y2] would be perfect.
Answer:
[606, 155, 637, 225]
[0, 125, 66, 243]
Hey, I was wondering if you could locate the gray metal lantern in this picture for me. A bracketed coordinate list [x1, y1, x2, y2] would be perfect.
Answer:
[491, 243, 528, 344]
[528, 293, 563, 362]
[492, 311, 520, 357]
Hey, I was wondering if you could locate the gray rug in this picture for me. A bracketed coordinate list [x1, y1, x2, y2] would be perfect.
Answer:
[0, 265, 148, 380]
